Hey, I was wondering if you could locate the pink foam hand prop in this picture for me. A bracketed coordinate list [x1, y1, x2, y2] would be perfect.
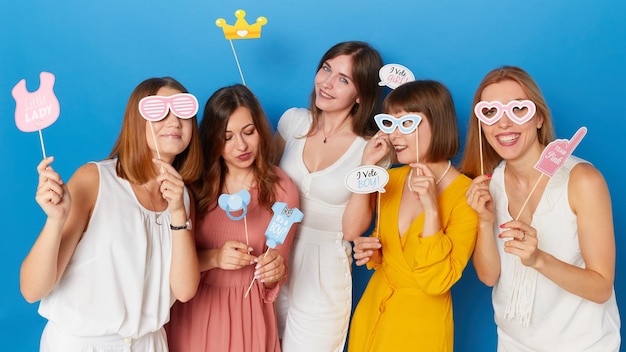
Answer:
[12, 72, 60, 133]
[535, 127, 587, 176]
[474, 100, 536, 126]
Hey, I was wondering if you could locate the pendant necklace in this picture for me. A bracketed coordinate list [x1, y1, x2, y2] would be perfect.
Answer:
[322, 118, 351, 143]
[142, 183, 165, 225]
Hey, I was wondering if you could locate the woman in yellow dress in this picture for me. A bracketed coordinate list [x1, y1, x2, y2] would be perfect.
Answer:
[343, 80, 478, 352]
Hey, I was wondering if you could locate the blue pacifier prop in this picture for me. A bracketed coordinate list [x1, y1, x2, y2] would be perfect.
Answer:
[218, 189, 251, 221]
[374, 113, 422, 134]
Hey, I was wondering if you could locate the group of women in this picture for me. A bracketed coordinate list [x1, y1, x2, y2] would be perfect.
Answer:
[20, 40, 620, 352]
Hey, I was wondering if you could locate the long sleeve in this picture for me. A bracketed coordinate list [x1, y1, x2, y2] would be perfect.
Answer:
[403, 186, 478, 295]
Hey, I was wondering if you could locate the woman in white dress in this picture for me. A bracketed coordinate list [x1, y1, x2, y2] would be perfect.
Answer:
[462, 66, 620, 351]
[274, 41, 383, 352]
[20, 77, 203, 351]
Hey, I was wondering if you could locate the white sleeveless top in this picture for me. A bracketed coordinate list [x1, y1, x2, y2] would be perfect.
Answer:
[276, 108, 368, 352]
[490, 156, 620, 351]
[277, 107, 368, 232]
[39, 159, 190, 339]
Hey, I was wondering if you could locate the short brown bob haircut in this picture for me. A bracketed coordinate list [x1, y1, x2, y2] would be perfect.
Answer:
[383, 80, 460, 163]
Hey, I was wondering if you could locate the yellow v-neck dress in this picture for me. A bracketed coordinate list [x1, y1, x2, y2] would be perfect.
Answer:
[347, 166, 477, 352]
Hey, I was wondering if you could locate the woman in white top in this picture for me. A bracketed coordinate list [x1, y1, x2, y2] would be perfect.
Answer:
[462, 66, 620, 351]
[274, 41, 383, 352]
[20, 77, 203, 351]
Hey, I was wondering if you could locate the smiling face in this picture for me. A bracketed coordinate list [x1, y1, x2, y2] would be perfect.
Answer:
[313, 54, 360, 114]
[386, 110, 432, 164]
[145, 86, 193, 163]
[221, 106, 259, 172]
[480, 80, 544, 162]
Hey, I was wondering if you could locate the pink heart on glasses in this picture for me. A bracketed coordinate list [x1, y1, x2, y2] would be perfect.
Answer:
[506, 100, 536, 125]
[474, 101, 501, 125]
[474, 100, 536, 126]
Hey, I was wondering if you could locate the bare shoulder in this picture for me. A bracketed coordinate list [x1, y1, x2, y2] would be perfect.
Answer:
[69, 163, 99, 185]
[68, 163, 100, 207]
[568, 162, 611, 212]
[569, 162, 607, 191]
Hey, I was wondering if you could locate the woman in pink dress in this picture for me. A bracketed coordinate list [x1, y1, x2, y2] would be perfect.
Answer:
[166, 84, 300, 352]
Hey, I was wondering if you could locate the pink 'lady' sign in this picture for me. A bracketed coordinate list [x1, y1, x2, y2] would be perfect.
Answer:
[11, 71, 61, 158]
[12, 72, 60, 132]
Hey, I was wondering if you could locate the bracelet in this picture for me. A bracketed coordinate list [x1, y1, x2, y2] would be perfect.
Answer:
[170, 218, 191, 231]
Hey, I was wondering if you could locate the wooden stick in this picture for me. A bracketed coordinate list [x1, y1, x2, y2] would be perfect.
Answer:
[514, 174, 544, 221]
[244, 215, 250, 253]
[415, 128, 419, 164]
[148, 122, 161, 160]
[374, 192, 381, 239]
[229, 39, 246, 86]
[244, 248, 270, 298]
[479, 124, 484, 176]
[38, 130, 47, 159]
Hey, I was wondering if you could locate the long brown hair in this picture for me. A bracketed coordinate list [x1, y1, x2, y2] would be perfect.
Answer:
[460, 66, 555, 178]
[109, 77, 203, 184]
[308, 41, 383, 138]
[193, 84, 279, 217]
[382, 80, 459, 163]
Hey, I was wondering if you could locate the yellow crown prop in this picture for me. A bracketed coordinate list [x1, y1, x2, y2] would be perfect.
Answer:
[216, 9, 267, 40]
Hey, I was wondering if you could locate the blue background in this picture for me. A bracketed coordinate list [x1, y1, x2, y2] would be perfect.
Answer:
[1, 0, 624, 350]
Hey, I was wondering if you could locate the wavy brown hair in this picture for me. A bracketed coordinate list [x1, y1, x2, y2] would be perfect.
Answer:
[307, 41, 383, 138]
[193, 84, 279, 217]
[108, 77, 203, 184]
[460, 66, 555, 178]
